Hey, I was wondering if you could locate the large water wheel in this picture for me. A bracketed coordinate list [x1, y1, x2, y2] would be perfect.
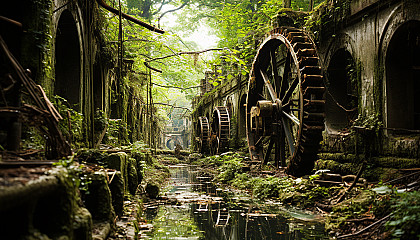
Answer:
[197, 116, 210, 154]
[246, 27, 325, 176]
[211, 106, 231, 154]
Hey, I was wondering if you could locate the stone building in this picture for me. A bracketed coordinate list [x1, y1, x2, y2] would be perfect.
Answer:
[192, 0, 420, 180]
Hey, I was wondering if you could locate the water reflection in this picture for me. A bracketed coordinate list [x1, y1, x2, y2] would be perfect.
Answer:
[145, 164, 328, 240]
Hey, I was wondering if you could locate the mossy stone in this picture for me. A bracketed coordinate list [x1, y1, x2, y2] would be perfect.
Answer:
[72, 207, 92, 240]
[82, 172, 115, 223]
[108, 171, 124, 216]
[127, 158, 138, 195]
[145, 183, 159, 199]
[106, 152, 128, 192]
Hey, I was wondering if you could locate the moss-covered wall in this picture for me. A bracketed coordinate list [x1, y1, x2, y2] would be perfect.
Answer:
[0, 0, 149, 151]
[0, 167, 92, 239]
[308, 0, 420, 158]
[307, 0, 420, 179]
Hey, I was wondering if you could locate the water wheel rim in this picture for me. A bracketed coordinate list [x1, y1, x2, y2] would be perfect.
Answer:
[212, 106, 230, 154]
[198, 116, 210, 153]
[246, 27, 325, 176]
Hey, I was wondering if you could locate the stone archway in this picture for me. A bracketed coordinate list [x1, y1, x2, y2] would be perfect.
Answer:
[385, 20, 420, 130]
[55, 9, 81, 109]
[325, 49, 358, 133]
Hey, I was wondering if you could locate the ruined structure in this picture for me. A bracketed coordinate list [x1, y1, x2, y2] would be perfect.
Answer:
[162, 117, 191, 150]
[192, 0, 420, 180]
[0, 0, 163, 152]
[0, 0, 163, 238]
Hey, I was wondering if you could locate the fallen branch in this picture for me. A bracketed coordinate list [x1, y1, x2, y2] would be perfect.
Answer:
[95, 123, 108, 149]
[0, 16, 22, 28]
[37, 85, 62, 122]
[333, 161, 365, 204]
[0, 36, 72, 158]
[337, 214, 392, 239]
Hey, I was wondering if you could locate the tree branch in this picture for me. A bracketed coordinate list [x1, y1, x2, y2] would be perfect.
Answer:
[152, 82, 200, 90]
[144, 62, 162, 73]
[144, 102, 191, 111]
[96, 0, 165, 34]
[158, 1, 189, 26]
[146, 48, 228, 63]
[152, 0, 168, 15]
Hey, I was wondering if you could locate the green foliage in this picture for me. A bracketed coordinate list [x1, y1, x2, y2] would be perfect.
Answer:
[386, 191, 420, 239]
[353, 114, 383, 133]
[53, 95, 85, 149]
[325, 189, 376, 230]
[94, 109, 108, 133]
[305, 0, 352, 43]
[215, 155, 245, 183]
[53, 157, 92, 194]
[253, 176, 292, 199]
[107, 119, 130, 146]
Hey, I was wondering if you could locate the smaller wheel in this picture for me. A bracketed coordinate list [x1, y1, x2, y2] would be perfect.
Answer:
[197, 117, 210, 153]
[211, 106, 231, 154]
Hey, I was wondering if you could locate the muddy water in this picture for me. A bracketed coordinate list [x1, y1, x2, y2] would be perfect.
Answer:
[144, 164, 328, 240]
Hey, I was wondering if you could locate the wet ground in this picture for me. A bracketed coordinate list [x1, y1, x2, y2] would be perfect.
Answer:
[136, 163, 329, 240]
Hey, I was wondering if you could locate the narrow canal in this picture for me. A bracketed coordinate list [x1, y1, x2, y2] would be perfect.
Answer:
[143, 164, 328, 239]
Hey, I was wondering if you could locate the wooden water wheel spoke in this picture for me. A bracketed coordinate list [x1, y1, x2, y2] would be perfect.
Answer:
[270, 49, 281, 97]
[279, 52, 292, 98]
[282, 77, 299, 103]
[282, 110, 300, 126]
[281, 119, 295, 155]
[246, 27, 325, 176]
[259, 69, 277, 101]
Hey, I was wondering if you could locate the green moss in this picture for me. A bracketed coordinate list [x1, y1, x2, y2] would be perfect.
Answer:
[127, 158, 139, 195]
[325, 190, 375, 231]
[107, 152, 129, 193]
[305, 0, 352, 43]
[273, 8, 309, 28]
[315, 159, 359, 175]
[371, 157, 420, 169]
[318, 153, 362, 163]
[142, 154, 170, 194]
[72, 207, 93, 240]
[20, 0, 54, 88]
[76, 148, 109, 166]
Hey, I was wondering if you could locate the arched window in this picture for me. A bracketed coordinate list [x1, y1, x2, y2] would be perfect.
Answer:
[325, 49, 358, 133]
[55, 10, 81, 109]
[386, 21, 420, 131]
